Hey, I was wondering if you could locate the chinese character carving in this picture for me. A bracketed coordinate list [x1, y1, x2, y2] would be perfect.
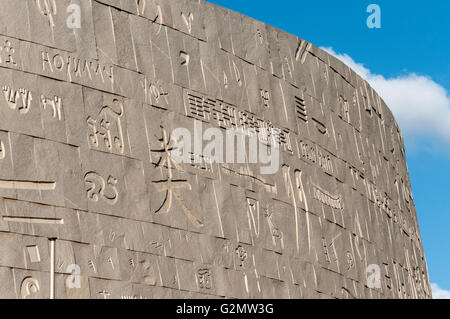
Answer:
[151, 126, 204, 227]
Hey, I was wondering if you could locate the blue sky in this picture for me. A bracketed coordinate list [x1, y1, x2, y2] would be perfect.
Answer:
[206, 0, 450, 296]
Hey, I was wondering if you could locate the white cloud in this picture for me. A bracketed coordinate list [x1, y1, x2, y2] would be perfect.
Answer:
[321, 47, 450, 146]
[431, 283, 450, 299]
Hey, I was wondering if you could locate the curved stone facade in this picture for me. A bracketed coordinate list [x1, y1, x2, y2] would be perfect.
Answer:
[0, 0, 430, 299]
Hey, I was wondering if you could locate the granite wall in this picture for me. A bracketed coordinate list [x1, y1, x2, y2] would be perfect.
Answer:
[0, 0, 430, 299]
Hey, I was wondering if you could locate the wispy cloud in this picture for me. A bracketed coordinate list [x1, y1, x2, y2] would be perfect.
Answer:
[431, 283, 450, 299]
[321, 47, 450, 147]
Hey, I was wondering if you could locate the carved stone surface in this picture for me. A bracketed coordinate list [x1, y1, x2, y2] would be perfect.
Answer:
[0, 0, 430, 299]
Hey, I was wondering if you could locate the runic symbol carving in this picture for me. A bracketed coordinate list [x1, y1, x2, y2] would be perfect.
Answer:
[2, 86, 32, 114]
[256, 29, 264, 44]
[341, 287, 356, 299]
[181, 12, 194, 33]
[35, 0, 57, 28]
[263, 207, 282, 241]
[345, 251, 354, 271]
[282, 166, 310, 254]
[84, 172, 119, 205]
[98, 289, 110, 299]
[20, 277, 40, 299]
[41, 95, 62, 120]
[139, 259, 156, 285]
[147, 80, 169, 105]
[312, 118, 328, 135]
[151, 5, 163, 35]
[88, 260, 97, 273]
[283, 55, 293, 79]
[295, 95, 307, 122]
[260, 89, 270, 108]
[87, 99, 124, 154]
[322, 237, 331, 263]
[197, 269, 212, 289]
[151, 126, 204, 227]
[0, 140, 5, 160]
[109, 230, 125, 244]
[27, 246, 41, 263]
[56, 258, 64, 270]
[107, 257, 114, 270]
[180, 51, 190, 66]
[295, 40, 312, 64]
[321, 233, 342, 264]
[247, 198, 260, 238]
[338, 96, 350, 123]
[232, 61, 243, 87]
[0, 40, 17, 65]
[235, 245, 248, 268]
[137, 0, 146, 15]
